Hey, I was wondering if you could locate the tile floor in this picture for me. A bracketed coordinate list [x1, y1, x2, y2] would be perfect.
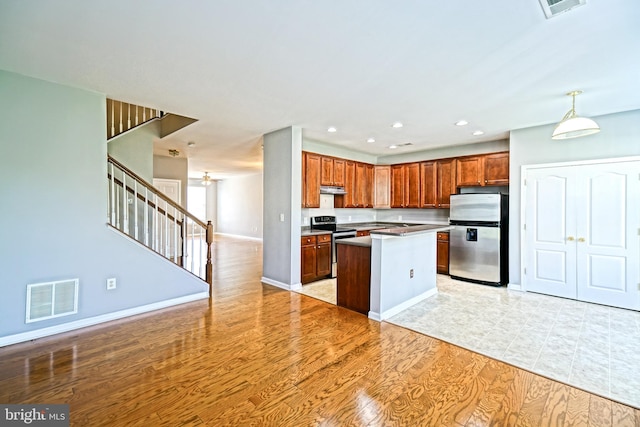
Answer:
[296, 275, 640, 409]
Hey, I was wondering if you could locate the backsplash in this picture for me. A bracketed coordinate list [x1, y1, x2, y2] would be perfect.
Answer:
[301, 207, 450, 226]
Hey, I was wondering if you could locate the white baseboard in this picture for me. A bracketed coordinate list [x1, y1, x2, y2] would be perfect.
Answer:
[0, 292, 209, 348]
[215, 232, 263, 242]
[508, 283, 524, 292]
[260, 277, 292, 290]
[369, 287, 438, 322]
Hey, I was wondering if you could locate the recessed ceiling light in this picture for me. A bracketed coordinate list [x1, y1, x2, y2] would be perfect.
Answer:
[455, 120, 468, 126]
[391, 122, 403, 128]
[367, 138, 375, 143]
[472, 130, 484, 136]
[327, 126, 337, 133]
[388, 144, 398, 149]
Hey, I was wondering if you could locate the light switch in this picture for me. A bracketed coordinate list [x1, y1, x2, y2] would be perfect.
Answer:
[279, 213, 285, 222]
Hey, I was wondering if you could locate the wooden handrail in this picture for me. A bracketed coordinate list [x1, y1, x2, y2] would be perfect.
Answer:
[107, 155, 207, 229]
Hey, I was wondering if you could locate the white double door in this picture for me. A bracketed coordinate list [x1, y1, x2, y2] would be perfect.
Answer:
[523, 159, 640, 310]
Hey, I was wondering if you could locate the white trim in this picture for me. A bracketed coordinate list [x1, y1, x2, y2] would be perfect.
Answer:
[215, 232, 263, 242]
[260, 276, 292, 290]
[290, 282, 302, 291]
[0, 292, 209, 348]
[369, 288, 438, 322]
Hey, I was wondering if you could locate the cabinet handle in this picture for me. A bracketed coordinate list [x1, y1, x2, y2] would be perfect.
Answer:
[567, 236, 575, 241]
[578, 237, 585, 242]
[485, 179, 488, 183]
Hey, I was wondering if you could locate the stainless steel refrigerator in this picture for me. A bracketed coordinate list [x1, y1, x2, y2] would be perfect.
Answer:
[448, 193, 509, 286]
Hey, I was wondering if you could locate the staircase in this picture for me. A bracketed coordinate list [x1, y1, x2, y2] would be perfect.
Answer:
[106, 99, 211, 291]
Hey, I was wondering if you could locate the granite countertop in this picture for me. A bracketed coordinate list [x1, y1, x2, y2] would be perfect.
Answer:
[335, 236, 372, 247]
[300, 228, 332, 237]
[370, 224, 451, 237]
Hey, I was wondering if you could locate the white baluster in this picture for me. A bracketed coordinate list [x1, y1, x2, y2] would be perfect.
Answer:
[190, 219, 195, 274]
[122, 172, 128, 234]
[173, 207, 179, 263]
[110, 100, 115, 137]
[127, 103, 131, 130]
[164, 202, 169, 257]
[144, 187, 149, 246]
[143, 107, 146, 122]
[133, 180, 139, 240]
[110, 163, 116, 224]
[119, 101, 123, 133]
[199, 226, 204, 278]
[135, 105, 139, 126]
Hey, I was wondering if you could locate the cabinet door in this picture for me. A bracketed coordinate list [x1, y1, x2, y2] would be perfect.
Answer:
[405, 163, 421, 208]
[420, 161, 437, 208]
[456, 156, 483, 187]
[374, 165, 391, 209]
[333, 159, 346, 187]
[437, 232, 449, 274]
[437, 159, 456, 208]
[301, 236, 317, 284]
[343, 161, 356, 208]
[483, 152, 509, 185]
[320, 156, 334, 186]
[316, 242, 332, 277]
[364, 164, 374, 208]
[303, 153, 321, 208]
[390, 165, 405, 208]
[354, 162, 366, 207]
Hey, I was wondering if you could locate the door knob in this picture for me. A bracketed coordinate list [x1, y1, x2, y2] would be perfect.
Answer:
[578, 237, 586, 242]
[567, 236, 575, 241]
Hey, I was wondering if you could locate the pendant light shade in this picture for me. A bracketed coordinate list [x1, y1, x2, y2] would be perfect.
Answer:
[202, 172, 212, 186]
[552, 91, 600, 140]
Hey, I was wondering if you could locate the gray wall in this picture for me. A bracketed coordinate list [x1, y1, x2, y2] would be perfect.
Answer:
[153, 155, 188, 209]
[0, 70, 207, 341]
[217, 172, 263, 239]
[107, 120, 159, 182]
[509, 109, 640, 286]
[262, 126, 302, 287]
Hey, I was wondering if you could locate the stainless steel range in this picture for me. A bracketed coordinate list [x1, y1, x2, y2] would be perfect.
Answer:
[311, 216, 356, 278]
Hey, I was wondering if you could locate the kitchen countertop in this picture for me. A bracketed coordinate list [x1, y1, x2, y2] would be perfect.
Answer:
[370, 224, 451, 237]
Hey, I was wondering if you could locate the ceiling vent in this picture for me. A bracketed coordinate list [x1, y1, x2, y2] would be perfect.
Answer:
[539, 0, 586, 18]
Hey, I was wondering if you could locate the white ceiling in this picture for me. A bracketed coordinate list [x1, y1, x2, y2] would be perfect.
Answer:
[1, 1, 639, 179]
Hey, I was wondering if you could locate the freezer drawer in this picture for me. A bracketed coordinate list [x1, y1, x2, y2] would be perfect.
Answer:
[449, 225, 501, 284]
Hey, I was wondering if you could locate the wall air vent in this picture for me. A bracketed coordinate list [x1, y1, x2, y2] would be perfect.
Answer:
[26, 279, 79, 323]
[539, 0, 586, 19]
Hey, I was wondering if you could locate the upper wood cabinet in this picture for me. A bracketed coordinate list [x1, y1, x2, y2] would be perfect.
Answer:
[420, 159, 455, 208]
[364, 164, 374, 208]
[456, 151, 509, 187]
[302, 152, 321, 208]
[437, 158, 457, 208]
[321, 156, 345, 187]
[374, 165, 391, 209]
[391, 163, 420, 208]
[483, 152, 509, 186]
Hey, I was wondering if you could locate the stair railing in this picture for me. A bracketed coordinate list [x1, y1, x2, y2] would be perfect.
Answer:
[107, 155, 212, 289]
[107, 99, 163, 139]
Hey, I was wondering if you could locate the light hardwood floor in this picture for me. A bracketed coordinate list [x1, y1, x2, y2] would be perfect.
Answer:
[1, 235, 639, 426]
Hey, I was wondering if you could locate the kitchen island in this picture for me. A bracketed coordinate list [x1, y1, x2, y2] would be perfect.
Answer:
[336, 224, 450, 321]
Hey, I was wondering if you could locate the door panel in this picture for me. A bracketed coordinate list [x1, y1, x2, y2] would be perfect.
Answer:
[576, 162, 640, 310]
[524, 170, 577, 299]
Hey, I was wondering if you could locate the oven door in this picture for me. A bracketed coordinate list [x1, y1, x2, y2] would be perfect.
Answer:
[331, 231, 357, 277]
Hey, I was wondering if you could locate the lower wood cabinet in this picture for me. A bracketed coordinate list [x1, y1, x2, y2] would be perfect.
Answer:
[336, 243, 371, 315]
[437, 231, 449, 274]
[301, 234, 331, 284]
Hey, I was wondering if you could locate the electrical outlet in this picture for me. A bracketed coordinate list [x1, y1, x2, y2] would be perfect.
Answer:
[106, 278, 117, 290]
[398, 215, 402, 221]
[348, 216, 351, 222]
[410, 269, 414, 278]
[279, 213, 285, 222]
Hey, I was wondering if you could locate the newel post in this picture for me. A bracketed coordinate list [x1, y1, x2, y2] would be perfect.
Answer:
[205, 220, 213, 294]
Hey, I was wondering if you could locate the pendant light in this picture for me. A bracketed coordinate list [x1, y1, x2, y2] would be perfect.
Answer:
[201, 172, 212, 186]
[551, 90, 600, 140]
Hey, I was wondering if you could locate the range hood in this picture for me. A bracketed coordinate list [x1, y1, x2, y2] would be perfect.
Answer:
[320, 185, 347, 195]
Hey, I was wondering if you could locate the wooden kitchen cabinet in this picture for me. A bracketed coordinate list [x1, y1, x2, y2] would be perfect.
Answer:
[391, 163, 420, 208]
[483, 152, 509, 185]
[456, 152, 509, 187]
[301, 233, 331, 284]
[437, 231, 449, 274]
[321, 156, 345, 187]
[374, 165, 391, 209]
[356, 230, 370, 237]
[302, 152, 321, 208]
[436, 159, 456, 208]
[336, 242, 371, 315]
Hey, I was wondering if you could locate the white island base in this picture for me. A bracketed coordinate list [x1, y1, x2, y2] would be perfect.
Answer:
[368, 225, 450, 321]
